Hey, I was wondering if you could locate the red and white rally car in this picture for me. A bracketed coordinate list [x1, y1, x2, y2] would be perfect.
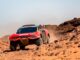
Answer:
[9, 24, 50, 51]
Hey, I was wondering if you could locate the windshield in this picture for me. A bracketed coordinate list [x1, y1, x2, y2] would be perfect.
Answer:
[17, 27, 37, 34]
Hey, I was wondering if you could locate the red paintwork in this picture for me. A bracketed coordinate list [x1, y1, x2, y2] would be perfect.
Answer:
[9, 31, 41, 41]
[9, 28, 49, 41]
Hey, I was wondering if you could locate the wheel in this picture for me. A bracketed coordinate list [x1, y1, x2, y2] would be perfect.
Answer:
[41, 30, 50, 44]
[18, 40, 25, 50]
[20, 45, 25, 50]
[10, 41, 17, 51]
[41, 30, 47, 44]
[35, 38, 43, 46]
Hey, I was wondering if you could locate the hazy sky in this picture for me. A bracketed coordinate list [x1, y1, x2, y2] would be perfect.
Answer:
[0, 0, 80, 36]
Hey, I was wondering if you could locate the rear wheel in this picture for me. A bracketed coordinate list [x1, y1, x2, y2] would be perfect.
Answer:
[10, 41, 17, 51]
[41, 30, 47, 44]
[35, 38, 43, 46]
[41, 31, 50, 44]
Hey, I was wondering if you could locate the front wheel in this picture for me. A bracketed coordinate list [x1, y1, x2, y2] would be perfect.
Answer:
[10, 41, 17, 51]
[18, 41, 25, 50]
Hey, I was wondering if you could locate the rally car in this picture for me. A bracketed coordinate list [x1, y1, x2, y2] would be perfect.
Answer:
[9, 24, 50, 51]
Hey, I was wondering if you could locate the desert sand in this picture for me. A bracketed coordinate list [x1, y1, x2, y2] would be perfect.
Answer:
[0, 18, 80, 60]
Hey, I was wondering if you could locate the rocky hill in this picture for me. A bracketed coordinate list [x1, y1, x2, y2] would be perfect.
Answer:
[58, 18, 80, 33]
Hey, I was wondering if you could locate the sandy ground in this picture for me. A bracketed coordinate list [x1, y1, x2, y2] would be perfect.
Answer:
[0, 26, 80, 60]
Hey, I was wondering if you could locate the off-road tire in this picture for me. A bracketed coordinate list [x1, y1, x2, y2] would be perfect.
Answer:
[41, 30, 49, 44]
[35, 38, 43, 46]
[10, 41, 17, 51]
[18, 41, 25, 50]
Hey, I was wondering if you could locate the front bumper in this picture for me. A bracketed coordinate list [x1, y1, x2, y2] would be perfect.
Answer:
[10, 36, 40, 41]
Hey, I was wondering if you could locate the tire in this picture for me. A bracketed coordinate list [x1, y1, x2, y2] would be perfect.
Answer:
[41, 31, 47, 44]
[18, 41, 25, 50]
[10, 41, 17, 51]
[35, 38, 43, 46]
[42, 33, 50, 44]
[42, 31, 50, 44]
